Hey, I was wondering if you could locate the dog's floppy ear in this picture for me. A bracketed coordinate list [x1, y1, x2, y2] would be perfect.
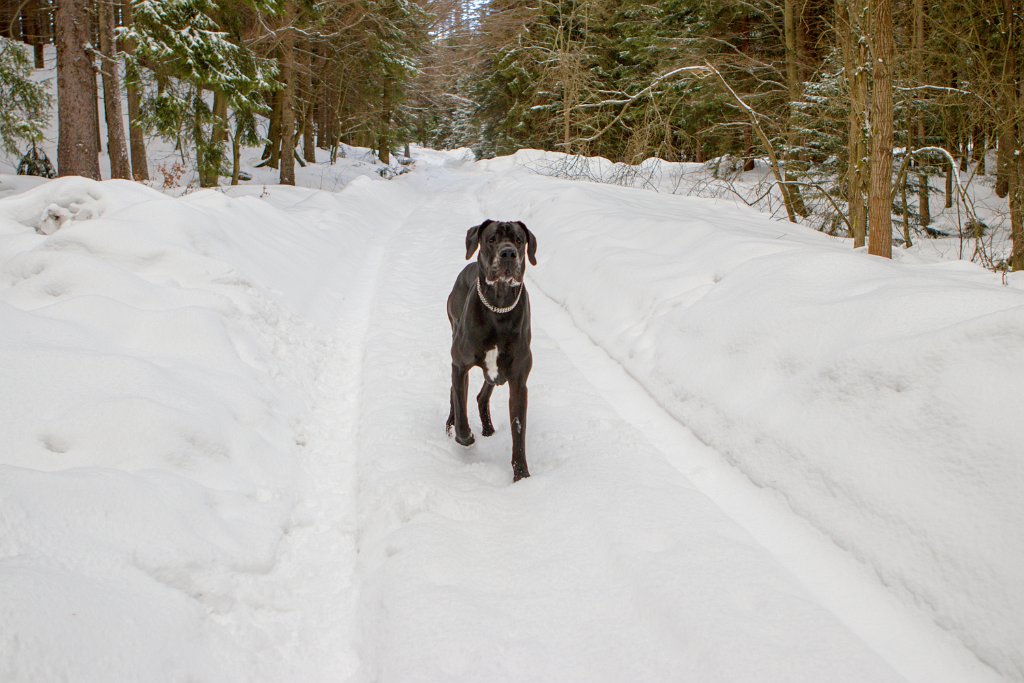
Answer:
[516, 221, 537, 266]
[465, 220, 491, 260]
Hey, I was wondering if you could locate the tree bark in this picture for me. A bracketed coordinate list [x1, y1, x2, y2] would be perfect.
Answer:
[839, 0, 868, 246]
[1003, 0, 1023, 270]
[232, 116, 243, 186]
[867, 0, 894, 258]
[24, 0, 46, 68]
[301, 42, 316, 163]
[121, 0, 148, 182]
[783, 0, 809, 217]
[913, 0, 929, 227]
[204, 90, 228, 186]
[945, 157, 954, 209]
[996, 120, 1012, 199]
[55, 0, 101, 179]
[194, 90, 209, 186]
[378, 88, 391, 165]
[279, 13, 297, 185]
[266, 90, 282, 169]
[97, 0, 130, 179]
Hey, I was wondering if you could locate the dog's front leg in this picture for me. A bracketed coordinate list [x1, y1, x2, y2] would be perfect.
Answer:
[477, 381, 495, 437]
[509, 380, 529, 481]
[450, 363, 475, 446]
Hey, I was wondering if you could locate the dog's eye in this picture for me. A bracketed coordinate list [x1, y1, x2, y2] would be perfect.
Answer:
[515, 237, 522, 245]
[488, 236, 496, 243]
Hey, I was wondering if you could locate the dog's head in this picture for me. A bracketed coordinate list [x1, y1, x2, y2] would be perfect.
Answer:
[465, 219, 537, 286]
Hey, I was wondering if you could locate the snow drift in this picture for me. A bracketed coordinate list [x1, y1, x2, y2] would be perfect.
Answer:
[0, 176, 359, 681]
[478, 150, 1024, 680]
[1, 149, 1018, 682]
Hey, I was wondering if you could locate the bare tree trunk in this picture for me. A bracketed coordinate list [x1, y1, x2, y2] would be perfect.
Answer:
[945, 157, 954, 208]
[231, 118, 243, 186]
[194, 89, 208, 186]
[972, 129, 986, 175]
[867, 0, 894, 258]
[97, 0, 130, 179]
[279, 13, 297, 185]
[378, 89, 391, 165]
[121, 0, 148, 182]
[742, 124, 755, 171]
[901, 167, 912, 247]
[839, 0, 868, 246]
[783, 0, 809, 217]
[301, 42, 316, 163]
[913, 0, 930, 227]
[55, 0, 100, 179]
[996, 124, 1012, 199]
[266, 90, 282, 169]
[201, 90, 228, 186]
[1004, 0, 1023, 270]
[24, 0, 46, 68]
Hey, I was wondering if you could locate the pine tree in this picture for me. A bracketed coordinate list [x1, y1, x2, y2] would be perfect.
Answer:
[120, 0, 278, 186]
[0, 37, 51, 157]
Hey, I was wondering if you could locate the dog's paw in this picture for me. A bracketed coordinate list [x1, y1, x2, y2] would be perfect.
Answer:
[481, 423, 495, 437]
[512, 463, 530, 481]
[455, 432, 475, 447]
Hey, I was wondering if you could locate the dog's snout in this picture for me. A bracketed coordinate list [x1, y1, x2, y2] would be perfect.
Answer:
[499, 246, 517, 260]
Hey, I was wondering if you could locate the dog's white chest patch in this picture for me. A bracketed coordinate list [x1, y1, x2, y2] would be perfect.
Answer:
[483, 347, 499, 382]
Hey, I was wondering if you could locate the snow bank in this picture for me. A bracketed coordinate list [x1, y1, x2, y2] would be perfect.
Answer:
[477, 169, 1024, 680]
[0, 176, 351, 681]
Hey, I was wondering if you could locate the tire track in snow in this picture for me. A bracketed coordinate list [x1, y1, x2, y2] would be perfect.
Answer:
[525, 284, 1004, 683]
[239, 180, 421, 681]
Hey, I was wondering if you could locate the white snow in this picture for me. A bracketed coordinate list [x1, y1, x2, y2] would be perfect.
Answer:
[0, 144, 1019, 682]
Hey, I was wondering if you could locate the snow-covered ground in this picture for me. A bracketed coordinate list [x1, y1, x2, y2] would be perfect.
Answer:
[1, 143, 1021, 682]
[1, 43, 1022, 683]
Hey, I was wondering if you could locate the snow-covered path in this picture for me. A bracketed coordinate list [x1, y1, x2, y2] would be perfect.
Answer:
[316, 163, 999, 682]
[2, 152, 1017, 682]
[345, 167, 899, 682]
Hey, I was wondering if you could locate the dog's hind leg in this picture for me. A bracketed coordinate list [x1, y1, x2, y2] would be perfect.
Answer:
[477, 380, 495, 437]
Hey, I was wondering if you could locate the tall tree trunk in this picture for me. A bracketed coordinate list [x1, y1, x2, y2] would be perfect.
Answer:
[378, 88, 391, 165]
[867, 0, 894, 258]
[840, 0, 868, 246]
[783, 0, 809, 217]
[945, 157, 954, 208]
[996, 122, 1013, 199]
[303, 102, 316, 163]
[279, 15, 296, 185]
[912, 0, 930, 227]
[194, 90, 209, 186]
[121, 0, 148, 182]
[204, 90, 228, 186]
[266, 90, 282, 169]
[301, 42, 316, 163]
[742, 124, 755, 171]
[1003, 0, 1023, 270]
[24, 0, 46, 68]
[97, 0, 130, 179]
[231, 118, 243, 186]
[55, 0, 100, 179]
[972, 129, 986, 175]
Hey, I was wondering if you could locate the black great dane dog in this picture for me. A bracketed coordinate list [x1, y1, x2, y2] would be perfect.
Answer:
[446, 219, 538, 481]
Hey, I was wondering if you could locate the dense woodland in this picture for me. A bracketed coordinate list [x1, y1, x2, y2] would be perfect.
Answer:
[0, 0, 1021, 266]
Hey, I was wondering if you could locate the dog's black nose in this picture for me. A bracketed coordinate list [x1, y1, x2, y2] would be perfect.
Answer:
[499, 247, 516, 260]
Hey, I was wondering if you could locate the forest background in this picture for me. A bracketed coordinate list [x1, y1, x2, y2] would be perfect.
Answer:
[0, 0, 1021, 266]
